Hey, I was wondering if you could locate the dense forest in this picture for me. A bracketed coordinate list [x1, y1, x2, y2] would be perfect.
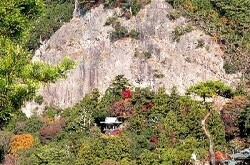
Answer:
[0, 0, 249, 165]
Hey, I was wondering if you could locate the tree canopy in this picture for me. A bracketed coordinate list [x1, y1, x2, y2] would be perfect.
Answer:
[0, 0, 75, 127]
[186, 80, 234, 101]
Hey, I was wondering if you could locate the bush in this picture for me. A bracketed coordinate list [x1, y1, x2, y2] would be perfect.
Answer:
[110, 24, 129, 41]
[221, 96, 249, 139]
[18, 144, 71, 165]
[0, 131, 13, 162]
[121, 89, 133, 99]
[172, 24, 193, 42]
[109, 23, 140, 41]
[39, 119, 66, 142]
[9, 134, 34, 156]
[154, 73, 165, 78]
[105, 16, 119, 27]
[196, 39, 205, 49]
[2, 154, 17, 165]
[34, 95, 44, 105]
[167, 9, 181, 20]
[143, 52, 152, 59]
[128, 29, 140, 38]
[14, 115, 43, 134]
[109, 100, 133, 118]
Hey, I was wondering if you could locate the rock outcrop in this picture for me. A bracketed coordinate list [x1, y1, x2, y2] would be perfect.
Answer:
[28, 0, 238, 111]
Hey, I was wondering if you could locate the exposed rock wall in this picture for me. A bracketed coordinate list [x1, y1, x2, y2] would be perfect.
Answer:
[29, 0, 238, 110]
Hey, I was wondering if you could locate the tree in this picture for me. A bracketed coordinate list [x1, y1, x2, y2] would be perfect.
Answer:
[18, 144, 71, 165]
[187, 80, 234, 165]
[26, 0, 74, 50]
[238, 105, 250, 138]
[109, 100, 133, 119]
[151, 87, 168, 119]
[0, 0, 75, 127]
[0, 0, 44, 43]
[186, 80, 234, 101]
[220, 96, 249, 139]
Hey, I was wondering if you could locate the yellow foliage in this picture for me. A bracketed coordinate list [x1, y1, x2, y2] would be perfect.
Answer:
[220, 16, 228, 25]
[183, 0, 197, 11]
[9, 134, 34, 156]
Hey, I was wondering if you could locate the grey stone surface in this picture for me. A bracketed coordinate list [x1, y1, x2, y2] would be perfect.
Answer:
[25, 0, 239, 111]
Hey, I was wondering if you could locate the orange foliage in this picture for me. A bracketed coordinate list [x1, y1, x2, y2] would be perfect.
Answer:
[9, 134, 34, 156]
[220, 16, 228, 25]
[215, 151, 229, 160]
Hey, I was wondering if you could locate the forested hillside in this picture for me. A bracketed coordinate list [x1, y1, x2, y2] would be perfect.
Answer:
[0, 0, 249, 165]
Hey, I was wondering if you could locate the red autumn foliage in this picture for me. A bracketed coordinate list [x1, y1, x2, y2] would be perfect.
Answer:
[110, 100, 133, 118]
[150, 136, 159, 143]
[221, 96, 249, 138]
[39, 118, 66, 142]
[104, 129, 122, 135]
[145, 102, 153, 110]
[122, 89, 132, 99]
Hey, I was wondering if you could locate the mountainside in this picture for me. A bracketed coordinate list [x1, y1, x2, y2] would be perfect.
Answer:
[30, 0, 238, 109]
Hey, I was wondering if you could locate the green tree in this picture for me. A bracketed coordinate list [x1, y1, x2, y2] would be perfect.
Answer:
[151, 86, 168, 119]
[238, 104, 250, 138]
[26, 0, 74, 50]
[186, 80, 234, 101]
[186, 80, 233, 165]
[0, 1, 75, 128]
[63, 89, 100, 133]
[0, 0, 44, 43]
[0, 37, 74, 127]
[18, 144, 71, 165]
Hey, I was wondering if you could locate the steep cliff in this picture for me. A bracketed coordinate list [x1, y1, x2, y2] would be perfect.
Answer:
[27, 0, 238, 111]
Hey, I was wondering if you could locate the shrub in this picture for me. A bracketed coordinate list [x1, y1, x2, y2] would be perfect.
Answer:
[109, 100, 133, 118]
[3, 154, 17, 165]
[128, 29, 140, 38]
[221, 96, 249, 139]
[109, 23, 140, 41]
[238, 105, 250, 138]
[39, 119, 66, 142]
[105, 16, 119, 27]
[167, 9, 181, 20]
[144, 52, 152, 59]
[172, 24, 193, 42]
[0, 131, 13, 162]
[18, 144, 71, 165]
[223, 61, 237, 74]
[154, 73, 165, 78]
[14, 115, 43, 134]
[34, 95, 44, 105]
[9, 134, 34, 156]
[110, 25, 129, 42]
[196, 39, 205, 49]
[43, 106, 61, 118]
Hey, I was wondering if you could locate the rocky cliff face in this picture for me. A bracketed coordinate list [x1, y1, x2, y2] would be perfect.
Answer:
[27, 0, 238, 111]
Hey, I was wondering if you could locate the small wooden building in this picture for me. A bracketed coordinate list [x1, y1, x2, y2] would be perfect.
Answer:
[100, 117, 122, 135]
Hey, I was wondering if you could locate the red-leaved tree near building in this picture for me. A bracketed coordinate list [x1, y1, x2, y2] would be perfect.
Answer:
[109, 100, 133, 119]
